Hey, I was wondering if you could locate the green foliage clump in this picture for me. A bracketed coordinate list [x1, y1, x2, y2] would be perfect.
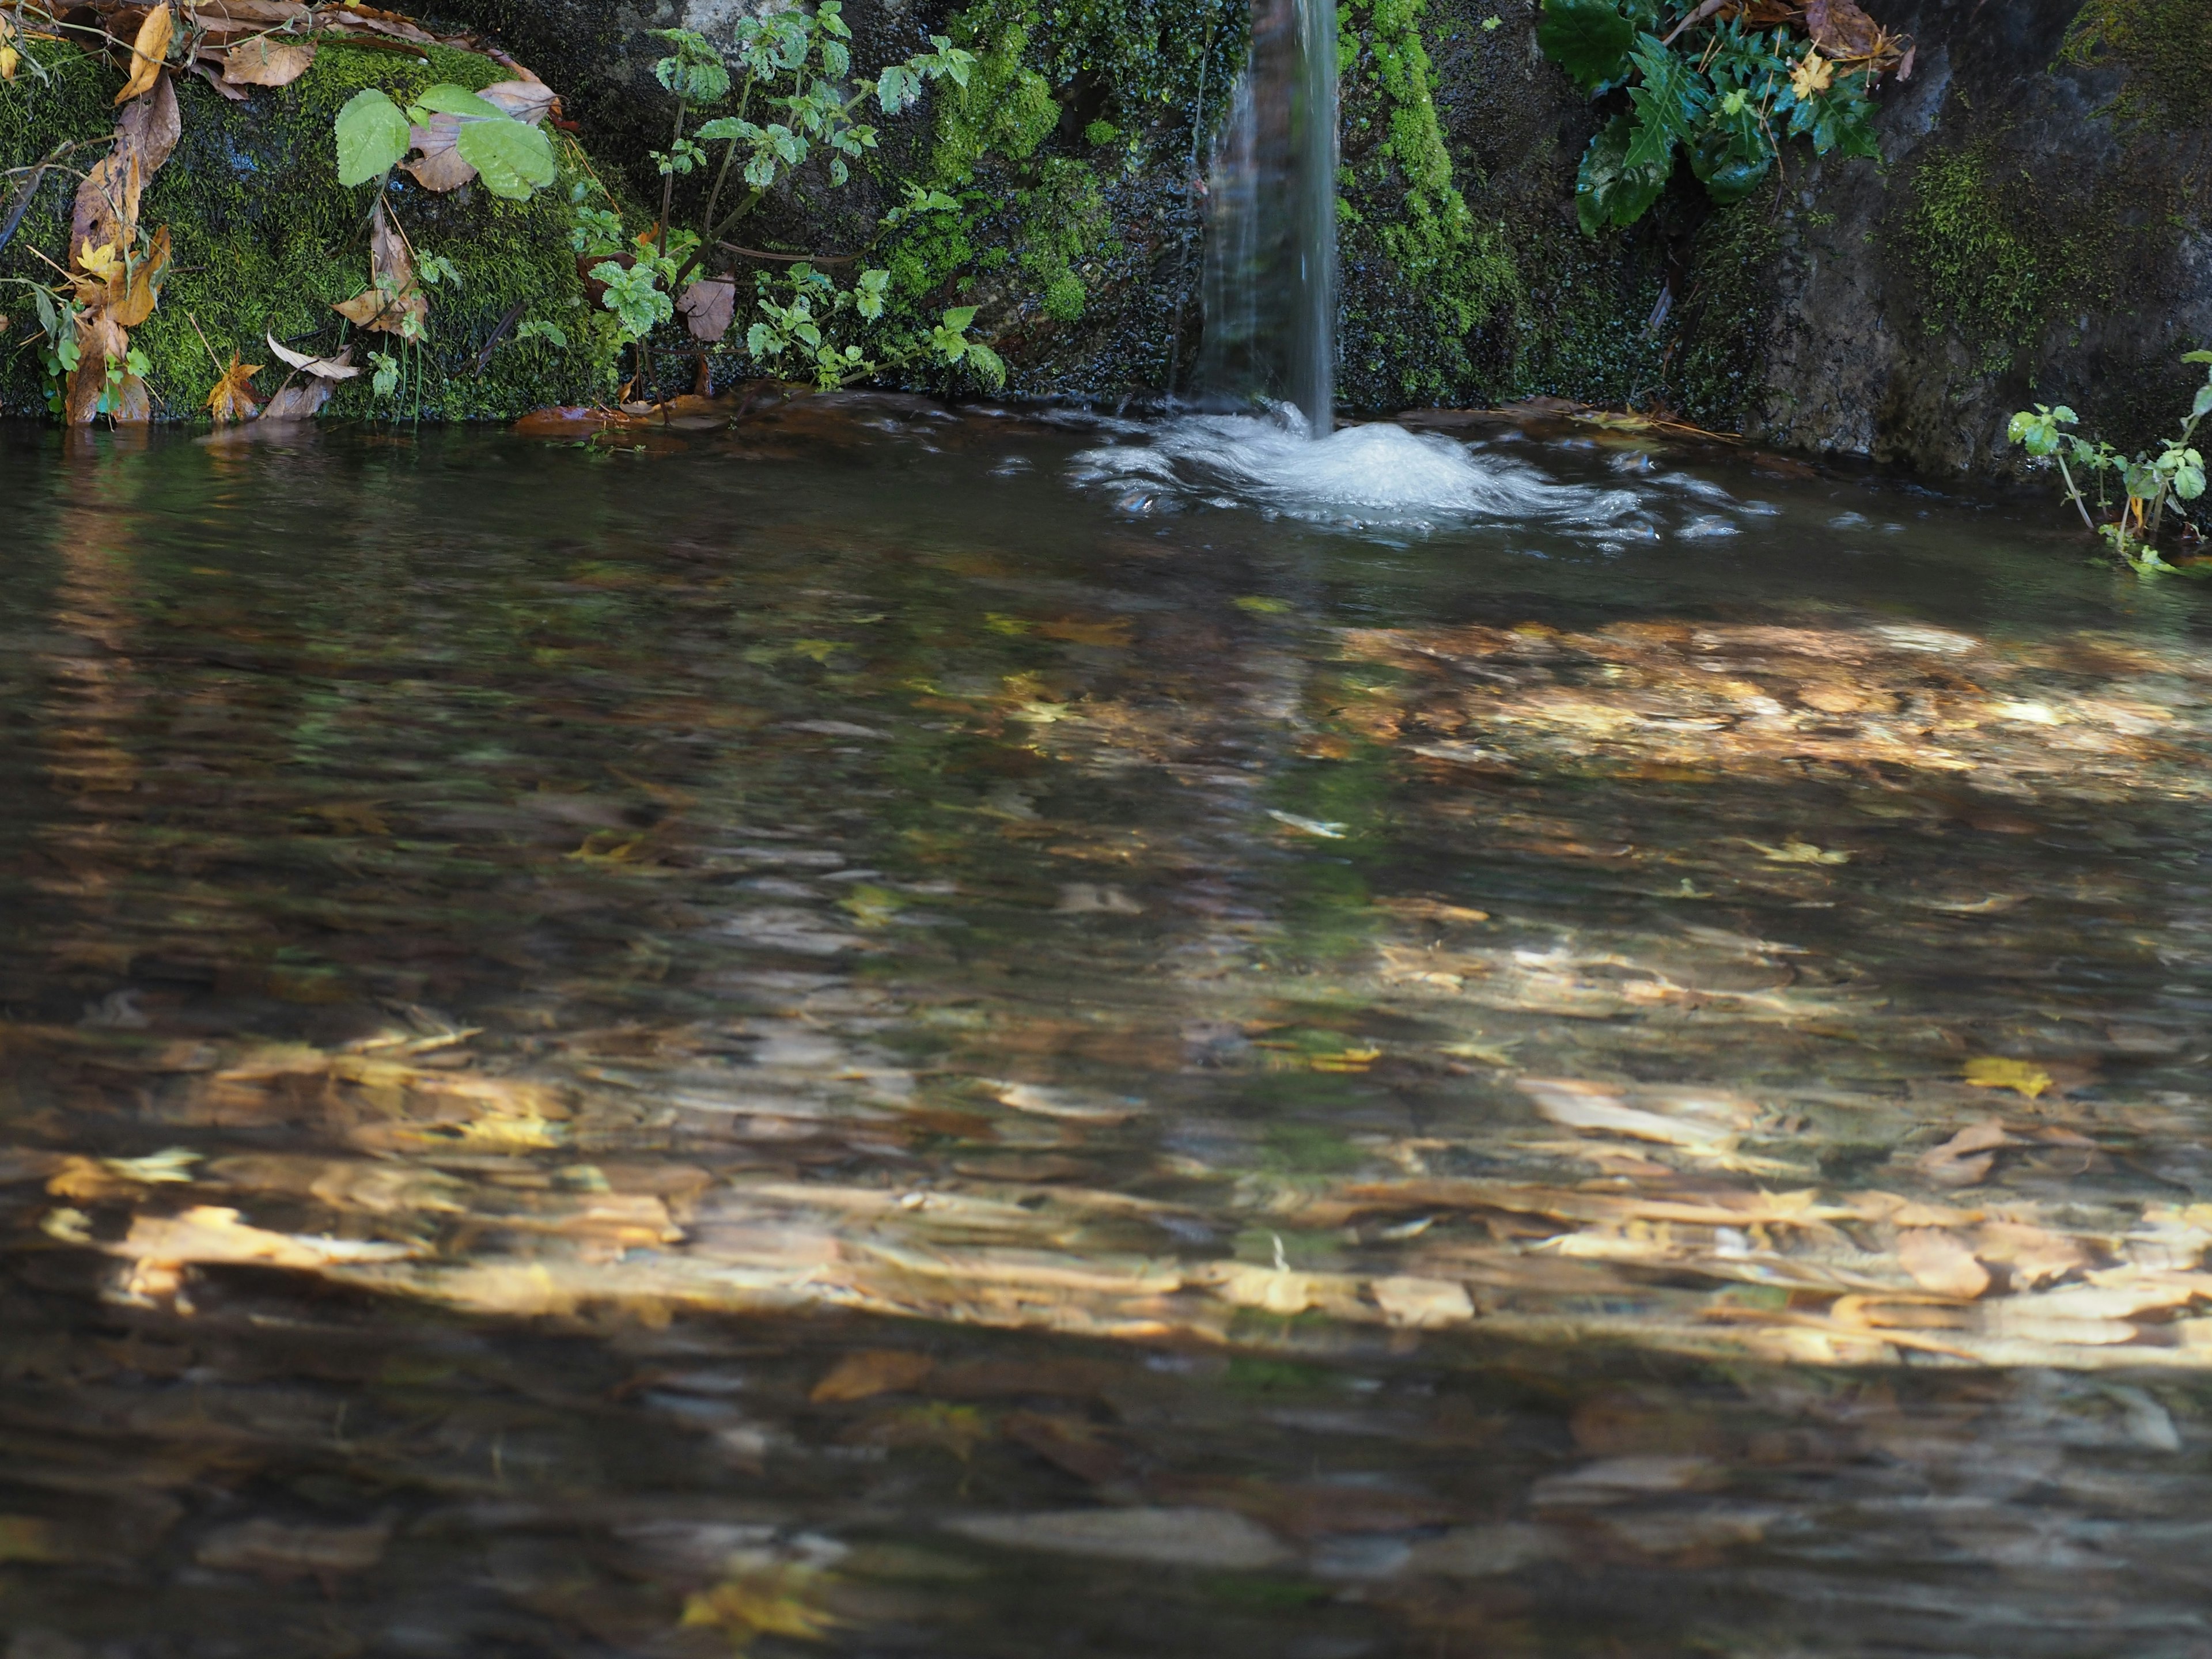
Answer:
[2009, 354, 2212, 577]
[2059, 0, 2212, 126]
[1537, 0, 1883, 233]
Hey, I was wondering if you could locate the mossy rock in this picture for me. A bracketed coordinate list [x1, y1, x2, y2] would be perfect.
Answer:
[0, 37, 619, 422]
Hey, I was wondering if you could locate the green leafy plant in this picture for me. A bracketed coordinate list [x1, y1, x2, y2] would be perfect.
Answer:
[1537, 0, 1890, 233]
[738, 264, 1005, 391]
[2008, 353, 2212, 577]
[569, 12, 999, 396]
[334, 84, 557, 200]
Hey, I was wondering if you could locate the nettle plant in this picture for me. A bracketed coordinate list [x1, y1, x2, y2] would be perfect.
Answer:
[2008, 353, 2212, 578]
[566, 12, 1001, 392]
[1537, 0, 1891, 233]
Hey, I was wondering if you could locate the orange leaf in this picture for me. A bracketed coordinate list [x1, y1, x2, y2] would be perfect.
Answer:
[116, 3, 175, 104]
[207, 351, 262, 424]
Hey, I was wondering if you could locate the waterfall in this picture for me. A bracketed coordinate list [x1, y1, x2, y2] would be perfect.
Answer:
[1198, 0, 1339, 437]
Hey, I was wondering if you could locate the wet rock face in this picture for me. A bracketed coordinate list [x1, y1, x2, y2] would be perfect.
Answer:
[1746, 0, 2212, 475]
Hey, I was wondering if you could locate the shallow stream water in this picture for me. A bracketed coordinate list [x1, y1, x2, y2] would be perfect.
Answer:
[3, 403, 2212, 1658]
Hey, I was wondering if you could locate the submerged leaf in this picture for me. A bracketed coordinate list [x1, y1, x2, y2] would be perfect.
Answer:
[1964, 1057, 2053, 1099]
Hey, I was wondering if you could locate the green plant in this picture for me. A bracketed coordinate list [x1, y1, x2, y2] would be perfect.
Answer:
[740, 263, 1005, 391]
[334, 83, 557, 198]
[1537, 0, 1887, 233]
[2008, 352, 2212, 576]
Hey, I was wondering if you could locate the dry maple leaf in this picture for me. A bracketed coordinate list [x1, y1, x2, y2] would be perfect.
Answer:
[206, 351, 262, 423]
[1789, 44, 1835, 99]
[73, 73, 178, 261]
[115, 2, 174, 103]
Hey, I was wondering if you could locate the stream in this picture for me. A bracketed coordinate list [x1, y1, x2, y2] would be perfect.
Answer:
[3, 402, 2211, 1658]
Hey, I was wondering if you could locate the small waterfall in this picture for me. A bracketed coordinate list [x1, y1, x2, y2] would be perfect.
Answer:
[1198, 0, 1338, 436]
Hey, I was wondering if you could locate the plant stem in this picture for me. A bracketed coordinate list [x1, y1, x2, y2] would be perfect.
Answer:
[2054, 452, 2097, 537]
[656, 97, 687, 262]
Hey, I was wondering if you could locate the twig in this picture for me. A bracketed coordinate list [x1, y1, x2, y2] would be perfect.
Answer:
[471, 297, 527, 375]
[184, 309, 225, 376]
[1662, 0, 1728, 47]
[718, 242, 857, 265]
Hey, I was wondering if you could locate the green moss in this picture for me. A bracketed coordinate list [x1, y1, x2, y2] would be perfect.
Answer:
[2060, 0, 2212, 126]
[1669, 191, 1782, 428]
[1896, 142, 2104, 377]
[931, 0, 1059, 184]
[1018, 158, 1111, 322]
[1337, 0, 1518, 402]
[1, 38, 618, 421]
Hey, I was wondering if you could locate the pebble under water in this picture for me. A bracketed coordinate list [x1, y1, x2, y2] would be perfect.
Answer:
[3, 401, 2212, 1658]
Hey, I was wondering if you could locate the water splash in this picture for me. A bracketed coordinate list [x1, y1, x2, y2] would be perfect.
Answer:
[1069, 414, 1647, 532]
[1198, 0, 1338, 434]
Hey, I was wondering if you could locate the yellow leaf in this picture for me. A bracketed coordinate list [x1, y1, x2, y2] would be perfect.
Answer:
[1789, 45, 1833, 101]
[1743, 839, 1849, 865]
[1, 44, 19, 82]
[681, 1565, 842, 1646]
[116, 2, 173, 103]
[77, 239, 123, 283]
[810, 1349, 934, 1403]
[1963, 1056, 2052, 1099]
[0, 1516, 60, 1563]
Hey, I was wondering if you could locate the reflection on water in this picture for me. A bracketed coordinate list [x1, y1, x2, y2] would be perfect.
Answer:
[2, 403, 2211, 1658]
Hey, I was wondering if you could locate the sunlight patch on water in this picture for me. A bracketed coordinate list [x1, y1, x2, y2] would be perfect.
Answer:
[1068, 413, 1645, 533]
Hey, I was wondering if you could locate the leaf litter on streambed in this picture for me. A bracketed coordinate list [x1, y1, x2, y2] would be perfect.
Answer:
[6, 448, 2212, 1653]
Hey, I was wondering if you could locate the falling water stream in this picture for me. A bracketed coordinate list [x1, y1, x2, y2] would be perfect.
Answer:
[1198, 0, 1339, 435]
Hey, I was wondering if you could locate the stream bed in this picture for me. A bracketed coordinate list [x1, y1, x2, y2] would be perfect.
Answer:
[3, 402, 2211, 1658]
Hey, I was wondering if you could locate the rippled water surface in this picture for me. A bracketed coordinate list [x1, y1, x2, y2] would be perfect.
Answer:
[4, 403, 2212, 1658]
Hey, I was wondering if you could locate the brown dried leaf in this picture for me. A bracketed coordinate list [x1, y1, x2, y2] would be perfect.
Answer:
[1918, 1118, 2013, 1188]
[400, 113, 475, 192]
[219, 37, 315, 87]
[196, 1517, 389, 1582]
[677, 276, 737, 344]
[72, 73, 177, 264]
[478, 78, 556, 125]
[1001, 1410, 1127, 1484]
[1896, 1228, 1990, 1299]
[259, 376, 334, 420]
[810, 1348, 934, 1402]
[206, 351, 261, 423]
[64, 310, 131, 426]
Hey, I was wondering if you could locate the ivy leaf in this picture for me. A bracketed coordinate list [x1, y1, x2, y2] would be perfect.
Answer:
[1536, 0, 1638, 94]
[455, 116, 557, 200]
[335, 89, 411, 186]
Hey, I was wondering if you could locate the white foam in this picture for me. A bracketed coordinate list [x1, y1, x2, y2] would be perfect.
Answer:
[1068, 414, 1643, 533]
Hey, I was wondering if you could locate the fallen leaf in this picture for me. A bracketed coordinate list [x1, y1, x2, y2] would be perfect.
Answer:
[945, 1508, 1293, 1569]
[1896, 1228, 1990, 1299]
[1001, 1410, 1127, 1483]
[1964, 1056, 2053, 1099]
[0, 1516, 62, 1563]
[478, 79, 558, 125]
[400, 113, 475, 192]
[677, 276, 736, 343]
[1972, 1221, 2088, 1289]
[681, 1564, 843, 1644]
[1743, 838, 1849, 865]
[334, 197, 427, 335]
[1917, 1117, 2012, 1188]
[810, 1349, 934, 1403]
[1370, 1274, 1476, 1327]
[103, 223, 170, 327]
[64, 309, 133, 426]
[219, 37, 314, 86]
[73, 74, 179, 259]
[849, 1401, 989, 1461]
[257, 377, 334, 420]
[116, 2, 174, 103]
[264, 333, 361, 380]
